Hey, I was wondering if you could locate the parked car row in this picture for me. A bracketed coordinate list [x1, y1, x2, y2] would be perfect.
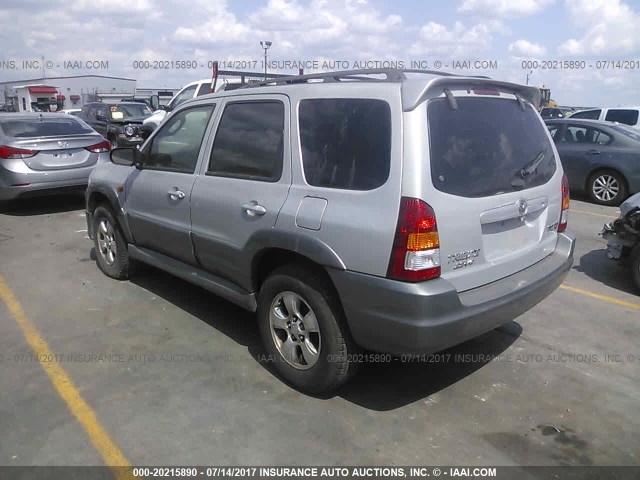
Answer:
[569, 106, 640, 129]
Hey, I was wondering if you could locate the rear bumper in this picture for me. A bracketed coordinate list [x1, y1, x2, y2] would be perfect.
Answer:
[0, 177, 89, 201]
[0, 162, 96, 201]
[329, 232, 575, 355]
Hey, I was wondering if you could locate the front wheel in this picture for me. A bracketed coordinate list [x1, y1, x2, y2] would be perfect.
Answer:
[93, 205, 134, 279]
[588, 170, 627, 206]
[257, 264, 359, 394]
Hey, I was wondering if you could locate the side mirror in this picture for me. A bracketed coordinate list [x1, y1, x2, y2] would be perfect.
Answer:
[96, 112, 107, 121]
[110, 147, 142, 168]
[150, 95, 160, 111]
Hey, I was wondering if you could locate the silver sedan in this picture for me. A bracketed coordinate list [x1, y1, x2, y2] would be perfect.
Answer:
[0, 113, 110, 201]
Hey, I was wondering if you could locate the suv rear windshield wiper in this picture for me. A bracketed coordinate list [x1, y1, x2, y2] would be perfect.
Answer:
[519, 150, 545, 178]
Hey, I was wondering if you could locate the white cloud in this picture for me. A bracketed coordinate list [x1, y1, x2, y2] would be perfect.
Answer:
[458, 0, 555, 18]
[558, 0, 640, 55]
[408, 21, 492, 57]
[508, 39, 546, 57]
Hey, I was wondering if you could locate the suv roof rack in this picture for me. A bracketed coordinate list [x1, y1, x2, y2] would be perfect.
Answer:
[241, 68, 488, 88]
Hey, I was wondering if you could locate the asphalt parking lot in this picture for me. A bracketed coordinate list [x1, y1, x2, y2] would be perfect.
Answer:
[0, 194, 638, 468]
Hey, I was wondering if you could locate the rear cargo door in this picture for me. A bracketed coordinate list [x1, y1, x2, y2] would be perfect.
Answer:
[424, 94, 563, 292]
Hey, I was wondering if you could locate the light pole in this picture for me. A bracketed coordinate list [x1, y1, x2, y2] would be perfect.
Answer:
[526, 70, 533, 85]
[260, 41, 272, 79]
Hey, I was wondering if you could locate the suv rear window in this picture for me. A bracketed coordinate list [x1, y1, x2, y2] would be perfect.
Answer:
[0, 117, 94, 137]
[299, 99, 391, 190]
[604, 109, 639, 126]
[428, 97, 556, 198]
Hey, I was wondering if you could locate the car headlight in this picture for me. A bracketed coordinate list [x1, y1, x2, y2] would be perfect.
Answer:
[124, 125, 136, 137]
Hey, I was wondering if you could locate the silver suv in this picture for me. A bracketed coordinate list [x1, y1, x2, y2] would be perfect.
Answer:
[85, 69, 575, 394]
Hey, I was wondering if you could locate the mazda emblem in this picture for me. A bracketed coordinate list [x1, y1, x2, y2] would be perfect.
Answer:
[517, 198, 528, 217]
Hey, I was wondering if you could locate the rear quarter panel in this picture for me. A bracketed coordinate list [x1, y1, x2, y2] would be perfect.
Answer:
[274, 84, 404, 277]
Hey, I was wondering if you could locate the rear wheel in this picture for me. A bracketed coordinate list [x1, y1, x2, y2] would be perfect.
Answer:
[588, 170, 627, 206]
[93, 205, 134, 279]
[257, 264, 359, 394]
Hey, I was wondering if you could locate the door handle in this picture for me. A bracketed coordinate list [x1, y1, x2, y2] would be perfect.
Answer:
[168, 189, 186, 200]
[242, 202, 267, 216]
[586, 149, 601, 155]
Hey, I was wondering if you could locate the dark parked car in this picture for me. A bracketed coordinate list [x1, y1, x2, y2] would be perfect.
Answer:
[546, 119, 640, 205]
[81, 102, 153, 148]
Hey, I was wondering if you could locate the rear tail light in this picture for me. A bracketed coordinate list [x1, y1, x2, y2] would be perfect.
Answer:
[558, 174, 570, 233]
[85, 140, 111, 153]
[0, 145, 39, 159]
[387, 197, 441, 282]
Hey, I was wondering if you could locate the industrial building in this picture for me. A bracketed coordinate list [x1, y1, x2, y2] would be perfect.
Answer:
[0, 75, 179, 112]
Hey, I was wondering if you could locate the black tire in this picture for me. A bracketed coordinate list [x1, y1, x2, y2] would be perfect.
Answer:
[93, 205, 134, 280]
[630, 244, 640, 294]
[257, 264, 359, 394]
[588, 170, 628, 206]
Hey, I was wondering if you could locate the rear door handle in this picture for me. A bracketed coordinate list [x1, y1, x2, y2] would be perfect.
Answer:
[242, 202, 267, 216]
[168, 189, 186, 200]
[586, 149, 601, 155]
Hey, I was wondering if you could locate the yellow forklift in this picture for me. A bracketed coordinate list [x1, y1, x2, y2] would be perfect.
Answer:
[539, 86, 557, 110]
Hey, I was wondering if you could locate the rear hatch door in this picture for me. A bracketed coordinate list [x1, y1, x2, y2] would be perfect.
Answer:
[424, 92, 563, 292]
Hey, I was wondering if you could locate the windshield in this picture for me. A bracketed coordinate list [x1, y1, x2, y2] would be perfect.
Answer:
[0, 117, 95, 137]
[109, 104, 152, 120]
[428, 97, 557, 197]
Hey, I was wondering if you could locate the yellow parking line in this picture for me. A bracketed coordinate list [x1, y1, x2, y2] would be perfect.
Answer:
[0, 275, 134, 480]
[569, 208, 618, 219]
[560, 284, 640, 310]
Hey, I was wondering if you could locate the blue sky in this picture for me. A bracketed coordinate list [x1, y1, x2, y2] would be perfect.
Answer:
[1, 0, 639, 106]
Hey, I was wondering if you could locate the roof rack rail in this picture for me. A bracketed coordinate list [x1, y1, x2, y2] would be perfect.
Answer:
[240, 68, 480, 89]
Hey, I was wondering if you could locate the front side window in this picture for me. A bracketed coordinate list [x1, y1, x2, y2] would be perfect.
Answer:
[546, 125, 560, 140]
[428, 97, 557, 197]
[144, 105, 214, 173]
[563, 125, 612, 145]
[299, 98, 391, 190]
[208, 101, 284, 181]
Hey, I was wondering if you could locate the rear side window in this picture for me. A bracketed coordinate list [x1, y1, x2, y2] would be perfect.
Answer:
[208, 101, 284, 181]
[299, 99, 391, 190]
[604, 109, 639, 126]
[562, 125, 612, 145]
[428, 97, 556, 198]
[570, 109, 601, 120]
[0, 117, 94, 137]
[196, 83, 211, 96]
